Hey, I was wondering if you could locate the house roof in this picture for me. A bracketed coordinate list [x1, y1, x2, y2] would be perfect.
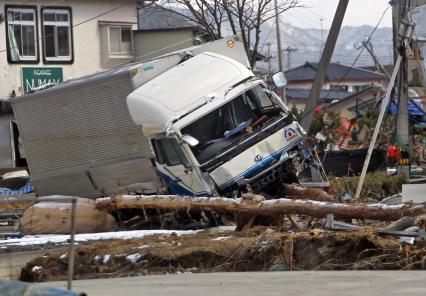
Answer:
[361, 65, 394, 76]
[327, 86, 381, 108]
[138, 5, 199, 31]
[285, 62, 386, 83]
[286, 88, 353, 102]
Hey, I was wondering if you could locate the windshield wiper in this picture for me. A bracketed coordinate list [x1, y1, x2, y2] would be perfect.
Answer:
[224, 76, 255, 97]
[210, 115, 286, 162]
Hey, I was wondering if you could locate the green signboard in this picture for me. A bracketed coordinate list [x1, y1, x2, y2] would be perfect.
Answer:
[21, 67, 63, 94]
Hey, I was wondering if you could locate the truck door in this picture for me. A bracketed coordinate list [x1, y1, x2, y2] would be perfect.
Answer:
[151, 136, 208, 196]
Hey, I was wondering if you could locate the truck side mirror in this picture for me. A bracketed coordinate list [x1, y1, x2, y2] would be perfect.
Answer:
[272, 72, 287, 88]
[181, 134, 199, 147]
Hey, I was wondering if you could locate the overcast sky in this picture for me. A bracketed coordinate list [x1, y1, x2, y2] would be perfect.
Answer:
[283, 0, 392, 29]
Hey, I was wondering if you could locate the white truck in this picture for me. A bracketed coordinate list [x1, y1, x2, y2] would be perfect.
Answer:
[127, 45, 326, 197]
[12, 38, 325, 198]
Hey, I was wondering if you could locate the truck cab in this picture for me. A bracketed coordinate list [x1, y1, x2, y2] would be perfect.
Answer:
[128, 52, 317, 197]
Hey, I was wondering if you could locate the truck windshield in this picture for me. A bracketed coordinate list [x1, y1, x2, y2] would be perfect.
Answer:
[181, 84, 285, 164]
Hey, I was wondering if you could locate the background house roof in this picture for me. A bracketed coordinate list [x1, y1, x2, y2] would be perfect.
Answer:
[138, 5, 199, 31]
[327, 86, 381, 108]
[286, 88, 353, 102]
[285, 62, 386, 83]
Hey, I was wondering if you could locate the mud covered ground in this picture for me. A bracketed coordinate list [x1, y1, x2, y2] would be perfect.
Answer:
[20, 228, 426, 282]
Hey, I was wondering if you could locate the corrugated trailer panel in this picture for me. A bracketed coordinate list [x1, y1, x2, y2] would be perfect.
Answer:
[12, 70, 157, 197]
[0, 115, 13, 168]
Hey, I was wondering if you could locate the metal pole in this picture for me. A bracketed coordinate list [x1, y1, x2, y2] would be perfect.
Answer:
[301, 0, 349, 131]
[67, 198, 77, 291]
[274, 0, 283, 74]
[363, 40, 391, 79]
[395, 0, 411, 179]
[266, 41, 272, 73]
[320, 17, 324, 55]
[283, 46, 297, 70]
[354, 55, 403, 200]
[274, 0, 286, 103]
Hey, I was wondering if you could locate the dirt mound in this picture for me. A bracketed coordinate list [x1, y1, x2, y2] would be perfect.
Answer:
[20, 229, 426, 282]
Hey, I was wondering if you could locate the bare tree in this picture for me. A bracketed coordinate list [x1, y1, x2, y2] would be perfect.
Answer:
[154, 0, 301, 68]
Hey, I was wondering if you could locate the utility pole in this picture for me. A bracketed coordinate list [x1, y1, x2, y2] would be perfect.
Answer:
[354, 56, 403, 200]
[359, 38, 391, 79]
[274, 0, 283, 74]
[283, 46, 298, 70]
[355, 0, 414, 199]
[395, 0, 412, 179]
[266, 42, 273, 73]
[274, 0, 285, 103]
[320, 17, 325, 54]
[301, 0, 349, 131]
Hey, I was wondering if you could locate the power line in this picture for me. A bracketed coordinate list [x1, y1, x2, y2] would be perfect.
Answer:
[298, 4, 392, 122]
[259, 22, 276, 52]
[316, 5, 392, 102]
[286, 11, 320, 28]
[303, 7, 333, 23]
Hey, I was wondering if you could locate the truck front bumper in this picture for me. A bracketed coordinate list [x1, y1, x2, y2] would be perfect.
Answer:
[209, 122, 304, 190]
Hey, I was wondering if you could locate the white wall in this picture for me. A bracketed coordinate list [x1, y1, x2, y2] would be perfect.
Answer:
[0, 0, 137, 99]
[287, 81, 379, 92]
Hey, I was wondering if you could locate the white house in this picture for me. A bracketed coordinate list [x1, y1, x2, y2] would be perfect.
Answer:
[0, 0, 138, 100]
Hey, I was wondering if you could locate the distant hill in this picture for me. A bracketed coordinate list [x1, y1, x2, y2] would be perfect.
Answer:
[257, 20, 393, 71]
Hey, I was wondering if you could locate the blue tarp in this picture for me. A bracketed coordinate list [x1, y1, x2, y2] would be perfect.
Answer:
[0, 183, 33, 195]
[389, 99, 426, 117]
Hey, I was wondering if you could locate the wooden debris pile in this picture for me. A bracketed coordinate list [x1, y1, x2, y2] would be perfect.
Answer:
[13, 188, 426, 282]
[20, 227, 426, 282]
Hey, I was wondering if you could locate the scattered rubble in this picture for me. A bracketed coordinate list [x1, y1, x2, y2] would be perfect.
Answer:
[330, 175, 406, 202]
[2, 186, 426, 282]
[19, 228, 426, 282]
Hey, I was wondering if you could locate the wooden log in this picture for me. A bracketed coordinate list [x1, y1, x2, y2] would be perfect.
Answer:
[96, 195, 426, 221]
[281, 184, 334, 201]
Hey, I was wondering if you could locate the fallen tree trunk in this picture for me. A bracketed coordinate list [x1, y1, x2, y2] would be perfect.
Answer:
[96, 195, 426, 221]
[281, 184, 334, 201]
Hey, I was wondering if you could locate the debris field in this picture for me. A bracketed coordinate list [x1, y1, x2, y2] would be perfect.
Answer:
[19, 227, 426, 282]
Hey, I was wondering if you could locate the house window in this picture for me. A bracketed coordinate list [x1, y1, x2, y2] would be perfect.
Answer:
[329, 84, 348, 92]
[42, 7, 73, 63]
[352, 85, 369, 93]
[108, 26, 133, 57]
[6, 6, 38, 63]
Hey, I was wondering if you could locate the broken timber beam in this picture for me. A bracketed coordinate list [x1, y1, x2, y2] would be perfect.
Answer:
[96, 195, 426, 221]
